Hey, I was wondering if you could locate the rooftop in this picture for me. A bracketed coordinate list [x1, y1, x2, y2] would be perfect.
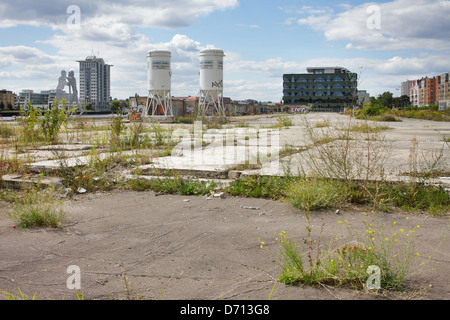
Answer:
[306, 67, 351, 74]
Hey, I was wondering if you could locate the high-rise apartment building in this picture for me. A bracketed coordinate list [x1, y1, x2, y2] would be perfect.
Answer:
[401, 80, 413, 98]
[411, 77, 438, 107]
[77, 55, 112, 111]
[283, 67, 357, 112]
[437, 72, 449, 101]
[409, 80, 419, 107]
[405, 72, 449, 107]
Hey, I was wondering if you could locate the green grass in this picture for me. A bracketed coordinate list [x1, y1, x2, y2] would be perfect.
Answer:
[0, 122, 17, 139]
[9, 186, 66, 228]
[315, 120, 330, 128]
[273, 115, 293, 128]
[128, 175, 217, 196]
[348, 123, 391, 133]
[393, 108, 450, 122]
[286, 178, 345, 212]
[176, 116, 194, 124]
[227, 176, 450, 215]
[262, 213, 422, 291]
[357, 107, 450, 122]
[355, 113, 402, 122]
[226, 175, 290, 200]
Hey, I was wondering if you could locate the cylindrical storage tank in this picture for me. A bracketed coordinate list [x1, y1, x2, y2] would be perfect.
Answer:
[147, 50, 171, 91]
[199, 48, 224, 96]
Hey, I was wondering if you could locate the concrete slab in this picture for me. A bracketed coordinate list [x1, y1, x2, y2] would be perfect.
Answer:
[1, 174, 63, 189]
[25, 149, 154, 173]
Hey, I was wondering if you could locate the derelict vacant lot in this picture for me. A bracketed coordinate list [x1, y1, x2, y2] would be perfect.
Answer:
[0, 112, 449, 300]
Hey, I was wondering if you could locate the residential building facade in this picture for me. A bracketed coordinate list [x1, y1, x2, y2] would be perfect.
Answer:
[17, 89, 72, 109]
[283, 67, 357, 112]
[78, 55, 112, 111]
[0, 89, 16, 110]
[437, 72, 450, 101]
[18, 90, 48, 109]
[401, 80, 413, 98]
[406, 72, 449, 108]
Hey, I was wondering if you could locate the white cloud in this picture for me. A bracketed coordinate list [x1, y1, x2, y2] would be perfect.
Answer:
[2, 0, 449, 103]
[296, 0, 450, 51]
[0, 1, 237, 98]
[0, 0, 239, 30]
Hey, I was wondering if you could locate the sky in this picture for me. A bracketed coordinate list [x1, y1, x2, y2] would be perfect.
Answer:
[0, 0, 449, 103]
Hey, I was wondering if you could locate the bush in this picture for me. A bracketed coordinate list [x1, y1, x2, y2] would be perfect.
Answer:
[359, 102, 387, 117]
[40, 99, 69, 144]
[18, 102, 42, 145]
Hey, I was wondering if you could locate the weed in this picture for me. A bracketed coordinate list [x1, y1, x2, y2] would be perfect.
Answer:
[227, 175, 290, 200]
[110, 263, 143, 300]
[279, 144, 307, 158]
[176, 116, 194, 124]
[110, 110, 126, 149]
[262, 213, 424, 291]
[393, 108, 450, 122]
[275, 115, 293, 128]
[17, 102, 42, 145]
[9, 185, 66, 228]
[348, 123, 391, 133]
[227, 174, 449, 215]
[128, 174, 217, 196]
[0, 122, 17, 139]
[287, 178, 345, 212]
[3, 287, 41, 300]
[235, 120, 250, 128]
[300, 116, 390, 187]
[40, 99, 69, 144]
[315, 120, 330, 128]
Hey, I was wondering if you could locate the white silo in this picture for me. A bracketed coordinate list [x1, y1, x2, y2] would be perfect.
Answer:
[198, 48, 225, 117]
[145, 49, 173, 119]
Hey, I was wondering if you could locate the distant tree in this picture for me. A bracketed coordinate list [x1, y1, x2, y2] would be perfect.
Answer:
[393, 95, 410, 109]
[110, 100, 121, 113]
[0, 102, 4, 110]
[377, 91, 394, 108]
[7, 103, 13, 110]
[85, 103, 93, 111]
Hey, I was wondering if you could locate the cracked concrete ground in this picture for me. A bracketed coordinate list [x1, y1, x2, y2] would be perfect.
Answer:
[0, 190, 449, 300]
[0, 113, 449, 300]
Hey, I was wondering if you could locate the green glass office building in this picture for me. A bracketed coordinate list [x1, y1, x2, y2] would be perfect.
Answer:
[283, 67, 357, 112]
